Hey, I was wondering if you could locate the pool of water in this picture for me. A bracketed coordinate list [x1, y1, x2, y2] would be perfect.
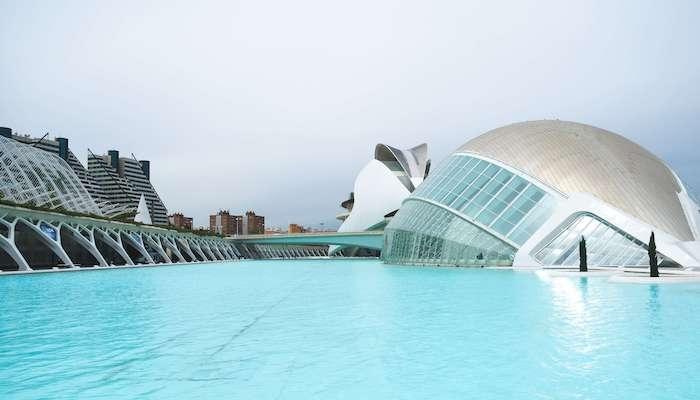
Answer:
[1, 259, 699, 399]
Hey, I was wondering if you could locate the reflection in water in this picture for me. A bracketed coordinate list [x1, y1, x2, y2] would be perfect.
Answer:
[647, 284, 661, 335]
[535, 271, 585, 318]
[536, 271, 602, 374]
[579, 277, 589, 298]
[647, 284, 660, 312]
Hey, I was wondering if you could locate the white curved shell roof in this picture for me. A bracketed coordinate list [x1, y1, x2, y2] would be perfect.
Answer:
[458, 120, 693, 241]
[0, 136, 102, 215]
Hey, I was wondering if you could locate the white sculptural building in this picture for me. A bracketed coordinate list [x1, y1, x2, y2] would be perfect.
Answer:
[333, 143, 430, 255]
[338, 143, 429, 232]
[382, 120, 700, 268]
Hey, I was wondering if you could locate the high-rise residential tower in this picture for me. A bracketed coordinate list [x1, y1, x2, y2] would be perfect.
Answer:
[87, 150, 168, 225]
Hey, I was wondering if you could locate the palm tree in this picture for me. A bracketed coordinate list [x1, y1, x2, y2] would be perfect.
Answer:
[579, 236, 587, 272]
[649, 232, 659, 277]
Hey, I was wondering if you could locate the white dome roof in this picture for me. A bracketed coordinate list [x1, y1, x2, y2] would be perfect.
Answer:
[458, 120, 693, 241]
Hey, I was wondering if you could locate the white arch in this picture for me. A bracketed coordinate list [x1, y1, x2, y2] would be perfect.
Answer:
[160, 236, 185, 263]
[176, 237, 198, 262]
[120, 231, 154, 264]
[60, 223, 108, 267]
[16, 218, 74, 268]
[0, 216, 31, 271]
[142, 234, 171, 264]
[94, 228, 134, 265]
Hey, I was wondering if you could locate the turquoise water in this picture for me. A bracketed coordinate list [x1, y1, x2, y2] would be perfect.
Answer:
[1, 260, 699, 399]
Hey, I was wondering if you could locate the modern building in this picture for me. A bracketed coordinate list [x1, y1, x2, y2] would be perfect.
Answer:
[243, 211, 265, 235]
[88, 150, 168, 225]
[0, 127, 167, 222]
[0, 127, 240, 271]
[169, 213, 193, 230]
[0, 132, 103, 215]
[0, 127, 118, 213]
[332, 143, 429, 256]
[382, 120, 700, 268]
[338, 143, 429, 233]
[210, 210, 243, 236]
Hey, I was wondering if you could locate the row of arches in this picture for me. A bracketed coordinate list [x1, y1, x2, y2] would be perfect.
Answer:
[242, 244, 329, 259]
[0, 215, 241, 272]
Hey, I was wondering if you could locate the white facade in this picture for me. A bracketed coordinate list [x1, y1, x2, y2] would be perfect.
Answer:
[338, 143, 430, 233]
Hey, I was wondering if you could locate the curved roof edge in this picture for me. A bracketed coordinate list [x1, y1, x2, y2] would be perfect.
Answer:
[374, 143, 429, 180]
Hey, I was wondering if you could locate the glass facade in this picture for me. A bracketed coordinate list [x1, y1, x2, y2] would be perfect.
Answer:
[382, 154, 556, 266]
[534, 213, 659, 267]
[383, 201, 516, 266]
[411, 154, 555, 246]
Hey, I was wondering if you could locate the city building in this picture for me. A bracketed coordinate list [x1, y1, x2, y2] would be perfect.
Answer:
[382, 120, 700, 268]
[288, 223, 306, 233]
[243, 211, 265, 235]
[169, 213, 193, 230]
[209, 210, 265, 236]
[209, 210, 243, 236]
[88, 150, 168, 225]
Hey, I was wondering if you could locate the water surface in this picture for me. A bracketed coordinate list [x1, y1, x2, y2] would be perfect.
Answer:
[1, 260, 699, 399]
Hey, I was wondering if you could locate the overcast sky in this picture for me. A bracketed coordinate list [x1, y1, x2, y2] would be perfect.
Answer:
[1, 0, 699, 229]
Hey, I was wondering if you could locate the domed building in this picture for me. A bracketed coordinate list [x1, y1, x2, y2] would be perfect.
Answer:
[382, 120, 700, 268]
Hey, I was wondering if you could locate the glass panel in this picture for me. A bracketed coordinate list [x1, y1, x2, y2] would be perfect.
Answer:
[382, 200, 517, 267]
[398, 154, 556, 256]
[533, 214, 662, 268]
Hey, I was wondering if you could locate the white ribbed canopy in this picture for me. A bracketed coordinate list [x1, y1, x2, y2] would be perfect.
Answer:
[458, 120, 693, 241]
[0, 136, 103, 215]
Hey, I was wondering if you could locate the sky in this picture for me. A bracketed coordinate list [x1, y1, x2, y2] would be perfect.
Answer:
[1, 0, 699, 229]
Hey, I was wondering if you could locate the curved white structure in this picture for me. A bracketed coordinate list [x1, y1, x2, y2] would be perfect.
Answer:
[0, 136, 103, 215]
[383, 120, 700, 268]
[338, 143, 429, 233]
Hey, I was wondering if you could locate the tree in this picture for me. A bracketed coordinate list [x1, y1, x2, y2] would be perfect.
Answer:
[579, 236, 587, 272]
[649, 232, 659, 278]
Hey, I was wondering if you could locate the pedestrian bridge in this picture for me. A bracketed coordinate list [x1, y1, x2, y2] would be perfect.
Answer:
[231, 231, 384, 250]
